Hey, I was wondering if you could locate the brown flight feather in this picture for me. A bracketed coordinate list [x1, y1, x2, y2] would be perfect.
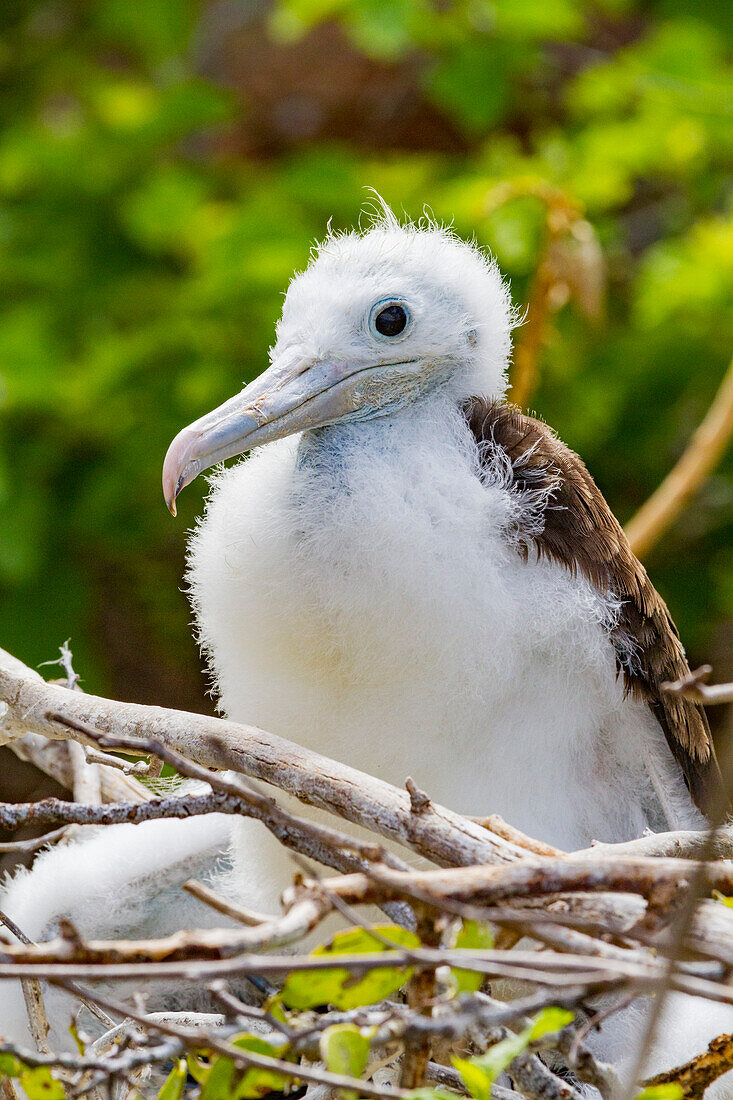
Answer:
[464, 397, 724, 819]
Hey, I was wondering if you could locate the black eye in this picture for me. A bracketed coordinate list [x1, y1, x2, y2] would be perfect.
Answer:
[374, 303, 408, 337]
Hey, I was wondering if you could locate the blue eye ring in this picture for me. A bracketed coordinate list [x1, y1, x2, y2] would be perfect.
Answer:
[368, 299, 412, 340]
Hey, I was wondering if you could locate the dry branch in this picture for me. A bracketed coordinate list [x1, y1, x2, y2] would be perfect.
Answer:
[0, 646, 525, 869]
[2, 643, 732, 1099]
[1, 857, 731, 969]
[642, 1032, 733, 1099]
[663, 664, 733, 707]
[625, 351, 733, 558]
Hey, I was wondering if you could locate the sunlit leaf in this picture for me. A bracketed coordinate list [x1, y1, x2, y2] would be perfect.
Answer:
[18, 1067, 65, 1100]
[158, 1060, 188, 1100]
[0, 1052, 22, 1075]
[637, 1086, 684, 1100]
[231, 1034, 294, 1098]
[200, 1056, 238, 1100]
[452, 1057, 495, 1100]
[529, 1006, 574, 1040]
[451, 920, 494, 994]
[319, 1023, 370, 1088]
[281, 925, 419, 1010]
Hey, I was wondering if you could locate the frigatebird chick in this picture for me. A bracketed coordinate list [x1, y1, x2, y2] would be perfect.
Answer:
[166, 205, 721, 853]
[162, 206, 730, 1084]
[2, 209, 730, 1082]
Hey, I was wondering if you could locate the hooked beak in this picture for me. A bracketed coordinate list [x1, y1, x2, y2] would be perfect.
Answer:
[162, 348, 413, 514]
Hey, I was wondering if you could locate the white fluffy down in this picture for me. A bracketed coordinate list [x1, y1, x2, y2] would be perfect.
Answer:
[0, 807, 234, 1046]
[2, 215, 729, 1079]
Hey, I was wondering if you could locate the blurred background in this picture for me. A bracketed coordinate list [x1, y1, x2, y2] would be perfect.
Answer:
[0, 0, 731, 718]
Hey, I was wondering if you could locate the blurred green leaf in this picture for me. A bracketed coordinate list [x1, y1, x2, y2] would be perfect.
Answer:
[427, 42, 509, 132]
[18, 1068, 65, 1100]
[637, 1086, 684, 1100]
[451, 919, 494, 994]
[0, 1052, 22, 1075]
[158, 1060, 188, 1100]
[529, 1006, 574, 1039]
[319, 1023, 370, 1092]
[281, 925, 419, 1010]
[453, 1007, 574, 1099]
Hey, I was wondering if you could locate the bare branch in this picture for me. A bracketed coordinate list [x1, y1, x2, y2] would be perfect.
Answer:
[662, 664, 733, 707]
[0, 647, 526, 868]
[183, 880, 277, 927]
[642, 1032, 733, 1099]
[625, 351, 733, 558]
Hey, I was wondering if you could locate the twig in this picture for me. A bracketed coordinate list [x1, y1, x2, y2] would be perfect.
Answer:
[426, 1060, 469, 1094]
[574, 824, 733, 861]
[625, 351, 733, 558]
[0, 647, 527, 868]
[642, 1032, 733, 1099]
[472, 814, 566, 857]
[82, 747, 160, 777]
[183, 880, 276, 927]
[0, 1035, 182, 1076]
[52, 642, 102, 811]
[662, 664, 733, 707]
[61, 986, 419, 1100]
[0, 907, 51, 1055]
[0, 826, 68, 853]
[8, 732, 154, 805]
[0, 909, 114, 1032]
[399, 906, 441, 1088]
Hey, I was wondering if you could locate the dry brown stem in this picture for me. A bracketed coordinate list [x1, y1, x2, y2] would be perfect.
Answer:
[1, 643, 731, 1098]
[642, 1032, 733, 1099]
[625, 351, 733, 558]
[663, 664, 733, 707]
[0, 646, 525, 869]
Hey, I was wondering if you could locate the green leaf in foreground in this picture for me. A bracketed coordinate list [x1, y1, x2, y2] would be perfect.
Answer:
[636, 1086, 684, 1100]
[231, 1034, 295, 1098]
[0, 1053, 22, 1076]
[529, 1007, 574, 1040]
[18, 1067, 65, 1100]
[188, 1034, 294, 1099]
[280, 924, 420, 1010]
[200, 1055, 238, 1100]
[320, 1023, 370, 1097]
[453, 1006, 574, 1100]
[158, 1059, 188, 1100]
[451, 920, 494, 993]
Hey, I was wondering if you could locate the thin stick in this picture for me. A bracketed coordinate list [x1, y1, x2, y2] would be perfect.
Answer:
[0, 826, 68, 853]
[64, 985, 418, 1100]
[625, 351, 733, 558]
[642, 1032, 733, 1098]
[183, 880, 275, 927]
[0, 646, 526, 870]
[663, 665, 733, 707]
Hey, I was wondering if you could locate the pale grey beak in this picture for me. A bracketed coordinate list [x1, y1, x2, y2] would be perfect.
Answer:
[163, 347, 406, 514]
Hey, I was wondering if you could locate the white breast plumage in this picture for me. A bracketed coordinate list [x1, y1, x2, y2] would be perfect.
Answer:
[187, 393, 696, 853]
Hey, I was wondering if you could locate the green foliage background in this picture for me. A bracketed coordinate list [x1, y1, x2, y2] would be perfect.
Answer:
[0, 0, 731, 711]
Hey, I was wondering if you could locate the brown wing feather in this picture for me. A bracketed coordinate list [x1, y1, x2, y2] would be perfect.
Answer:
[464, 397, 724, 819]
